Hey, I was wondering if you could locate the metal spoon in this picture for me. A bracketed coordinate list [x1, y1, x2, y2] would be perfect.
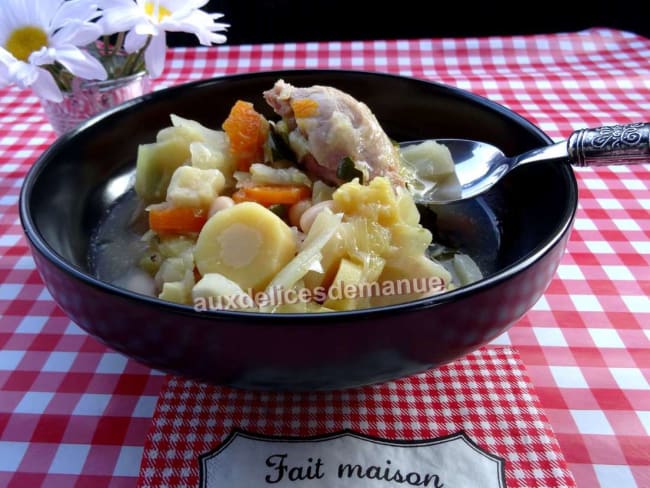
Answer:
[401, 122, 650, 204]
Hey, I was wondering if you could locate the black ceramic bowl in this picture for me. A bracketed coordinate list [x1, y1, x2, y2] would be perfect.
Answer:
[19, 70, 578, 390]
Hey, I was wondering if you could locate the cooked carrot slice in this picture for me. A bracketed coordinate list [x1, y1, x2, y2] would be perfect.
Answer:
[244, 185, 311, 205]
[290, 98, 319, 118]
[222, 100, 269, 171]
[149, 206, 207, 235]
[232, 185, 312, 206]
[231, 189, 248, 204]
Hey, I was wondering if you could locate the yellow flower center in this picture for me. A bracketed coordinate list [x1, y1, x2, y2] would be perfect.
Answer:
[144, 2, 172, 22]
[5, 26, 48, 62]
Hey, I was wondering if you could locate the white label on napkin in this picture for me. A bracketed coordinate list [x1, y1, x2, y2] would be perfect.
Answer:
[199, 429, 505, 487]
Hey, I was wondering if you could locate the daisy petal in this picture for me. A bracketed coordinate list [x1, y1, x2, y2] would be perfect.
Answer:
[209, 13, 227, 22]
[0, 49, 15, 84]
[55, 47, 107, 80]
[166, 11, 228, 45]
[52, 0, 100, 27]
[0, 47, 16, 65]
[97, 0, 135, 7]
[29, 47, 56, 66]
[134, 22, 159, 37]
[31, 68, 63, 102]
[163, 0, 204, 12]
[206, 32, 227, 45]
[52, 21, 102, 47]
[124, 31, 148, 53]
[8, 59, 40, 86]
[144, 32, 166, 78]
[33, 0, 64, 31]
[97, 7, 141, 35]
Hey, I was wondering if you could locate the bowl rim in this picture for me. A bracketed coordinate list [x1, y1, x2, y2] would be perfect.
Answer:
[19, 68, 579, 324]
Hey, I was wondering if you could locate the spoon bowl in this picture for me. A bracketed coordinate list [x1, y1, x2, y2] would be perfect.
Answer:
[403, 122, 650, 204]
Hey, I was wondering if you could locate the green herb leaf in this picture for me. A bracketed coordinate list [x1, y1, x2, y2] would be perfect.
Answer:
[268, 203, 288, 219]
[336, 157, 364, 183]
[426, 243, 459, 261]
[269, 125, 296, 163]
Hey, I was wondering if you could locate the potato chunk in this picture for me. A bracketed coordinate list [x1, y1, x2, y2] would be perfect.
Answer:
[193, 273, 247, 299]
[370, 255, 451, 307]
[323, 258, 366, 311]
[192, 273, 254, 311]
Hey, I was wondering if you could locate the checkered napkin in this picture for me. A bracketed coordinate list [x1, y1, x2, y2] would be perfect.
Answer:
[137, 347, 575, 487]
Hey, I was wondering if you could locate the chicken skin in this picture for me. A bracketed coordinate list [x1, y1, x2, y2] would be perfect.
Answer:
[263, 79, 404, 187]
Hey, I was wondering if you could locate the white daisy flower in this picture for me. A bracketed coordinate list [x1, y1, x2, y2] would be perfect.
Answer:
[0, 0, 108, 102]
[98, 0, 228, 78]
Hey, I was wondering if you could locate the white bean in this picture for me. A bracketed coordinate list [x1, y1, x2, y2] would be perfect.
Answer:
[208, 196, 235, 217]
[299, 200, 334, 233]
[288, 199, 312, 228]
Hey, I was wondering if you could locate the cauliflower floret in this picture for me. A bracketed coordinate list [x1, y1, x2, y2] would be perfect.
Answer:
[166, 166, 225, 208]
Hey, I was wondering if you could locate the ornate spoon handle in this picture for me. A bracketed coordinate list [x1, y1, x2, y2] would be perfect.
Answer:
[568, 122, 650, 167]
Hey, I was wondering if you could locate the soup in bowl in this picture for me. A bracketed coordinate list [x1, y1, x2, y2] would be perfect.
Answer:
[19, 70, 578, 390]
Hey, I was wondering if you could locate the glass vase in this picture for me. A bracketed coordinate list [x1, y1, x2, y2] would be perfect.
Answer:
[40, 71, 152, 136]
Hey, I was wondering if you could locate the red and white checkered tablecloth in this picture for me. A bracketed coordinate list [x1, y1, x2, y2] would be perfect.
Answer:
[0, 27, 648, 487]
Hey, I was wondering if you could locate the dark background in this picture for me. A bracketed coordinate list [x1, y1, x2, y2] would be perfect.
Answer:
[169, 0, 649, 46]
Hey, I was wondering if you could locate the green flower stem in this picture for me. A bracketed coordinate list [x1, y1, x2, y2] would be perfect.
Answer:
[118, 36, 151, 77]
[111, 32, 125, 56]
[44, 63, 73, 92]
